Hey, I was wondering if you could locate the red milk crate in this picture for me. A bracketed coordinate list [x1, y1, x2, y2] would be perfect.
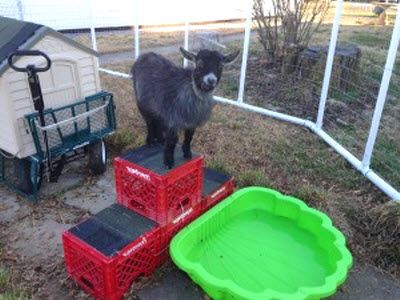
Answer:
[202, 168, 235, 213]
[63, 204, 167, 300]
[114, 145, 203, 224]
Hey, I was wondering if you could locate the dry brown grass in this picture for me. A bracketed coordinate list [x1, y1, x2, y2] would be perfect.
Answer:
[325, 2, 397, 26]
[347, 202, 400, 277]
[72, 21, 245, 54]
[73, 31, 185, 54]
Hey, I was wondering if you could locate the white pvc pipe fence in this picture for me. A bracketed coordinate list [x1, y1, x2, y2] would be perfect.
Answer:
[134, 0, 140, 60]
[93, 0, 400, 201]
[237, 0, 253, 104]
[363, 2, 400, 170]
[316, 0, 344, 129]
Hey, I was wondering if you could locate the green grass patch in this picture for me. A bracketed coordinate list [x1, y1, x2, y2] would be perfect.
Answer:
[0, 268, 25, 300]
[206, 155, 231, 175]
[0, 291, 25, 300]
[293, 184, 330, 210]
[218, 75, 239, 99]
[268, 135, 367, 190]
[360, 33, 391, 49]
[371, 137, 400, 190]
[329, 87, 361, 105]
[107, 128, 144, 153]
[0, 268, 9, 289]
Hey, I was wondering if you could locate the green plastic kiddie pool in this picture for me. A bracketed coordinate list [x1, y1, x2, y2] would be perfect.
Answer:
[170, 187, 352, 300]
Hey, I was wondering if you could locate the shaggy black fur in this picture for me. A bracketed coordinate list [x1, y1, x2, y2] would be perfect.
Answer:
[131, 47, 239, 168]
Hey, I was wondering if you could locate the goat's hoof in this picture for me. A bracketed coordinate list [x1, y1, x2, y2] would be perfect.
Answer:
[164, 157, 175, 169]
[182, 149, 192, 160]
[146, 141, 159, 148]
[157, 137, 165, 145]
[146, 137, 158, 146]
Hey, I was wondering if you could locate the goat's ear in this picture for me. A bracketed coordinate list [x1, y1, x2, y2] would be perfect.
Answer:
[179, 47, 196, 61]
[222, 50, 240, 64]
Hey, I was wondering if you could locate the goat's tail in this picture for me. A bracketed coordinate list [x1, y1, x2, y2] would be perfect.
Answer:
[130, 64, 139, 103]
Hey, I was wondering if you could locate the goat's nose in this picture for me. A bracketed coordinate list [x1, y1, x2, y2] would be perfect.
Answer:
[203, 73, 217, 86]
[207, 77, 217, 86]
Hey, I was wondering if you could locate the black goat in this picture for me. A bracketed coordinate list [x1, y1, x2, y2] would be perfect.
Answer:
[131, 47, 239, 168]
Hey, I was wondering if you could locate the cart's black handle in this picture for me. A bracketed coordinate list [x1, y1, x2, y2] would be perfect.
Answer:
[8, 50, 53, 180]
[8, 50, 52, 73]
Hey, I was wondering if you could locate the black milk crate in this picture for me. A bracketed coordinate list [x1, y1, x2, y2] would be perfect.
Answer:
[202, 167, 235, 212]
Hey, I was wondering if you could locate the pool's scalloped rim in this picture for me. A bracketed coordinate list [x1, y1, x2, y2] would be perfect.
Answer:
[170, 187, 353, 300]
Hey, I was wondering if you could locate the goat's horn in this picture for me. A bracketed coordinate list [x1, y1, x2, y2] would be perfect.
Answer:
[223, 50, 240, 64]
[179, 47, 196, 61]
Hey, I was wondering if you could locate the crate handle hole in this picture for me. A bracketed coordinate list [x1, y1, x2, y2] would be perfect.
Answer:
[129, 199, 145, 210]
[178, 198, 189, 210]
[80, 276, 94, 291]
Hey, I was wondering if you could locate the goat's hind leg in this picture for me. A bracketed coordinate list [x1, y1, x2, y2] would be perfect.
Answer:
[164, 128, 178, 169]
[141, 113, 157, 146]
[182, 128, 195, 159]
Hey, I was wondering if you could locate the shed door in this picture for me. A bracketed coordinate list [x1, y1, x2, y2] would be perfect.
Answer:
[39, 60, 80, 108]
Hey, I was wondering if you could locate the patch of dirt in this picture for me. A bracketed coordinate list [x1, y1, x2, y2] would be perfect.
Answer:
[0, 163, 105, 299]
[10, 219, 71, 260]
[0, 192, 90, 299]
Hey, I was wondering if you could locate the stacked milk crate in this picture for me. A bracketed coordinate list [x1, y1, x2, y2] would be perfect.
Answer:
[62, 144, 234, 300]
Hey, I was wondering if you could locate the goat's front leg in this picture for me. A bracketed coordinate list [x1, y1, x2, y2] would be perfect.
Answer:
[182, 128, 195, 159]
[154, 119, 165, 145]
[164, 127, 178, 169]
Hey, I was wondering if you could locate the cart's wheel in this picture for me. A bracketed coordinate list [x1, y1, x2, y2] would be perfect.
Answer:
[14, 159, 42, 194]
[35, 163, 43, 191]
[88, 139, 107, 175]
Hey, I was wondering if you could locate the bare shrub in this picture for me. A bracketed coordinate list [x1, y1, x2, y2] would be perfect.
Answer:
[253, 0, 330, 73]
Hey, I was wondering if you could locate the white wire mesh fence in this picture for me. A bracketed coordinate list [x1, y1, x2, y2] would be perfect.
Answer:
[0, 0, 399, 200]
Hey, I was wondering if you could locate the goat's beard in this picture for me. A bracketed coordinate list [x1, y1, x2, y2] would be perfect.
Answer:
[200, 82, 216, 93]
[192, 79, 214, 101]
